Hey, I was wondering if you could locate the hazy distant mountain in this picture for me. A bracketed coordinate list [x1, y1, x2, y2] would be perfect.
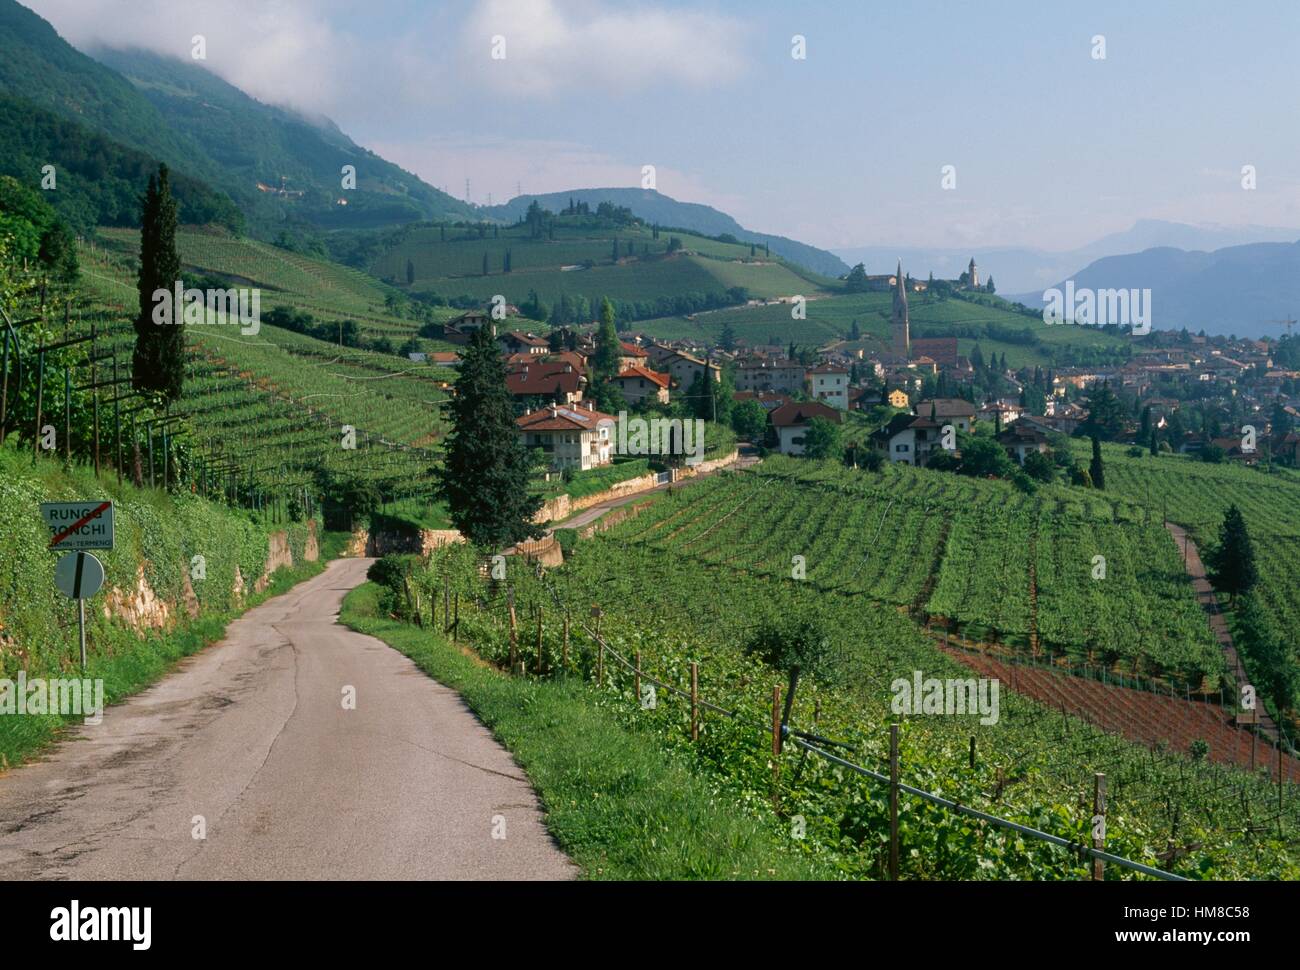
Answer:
[836, 220, 1300, 295]
[482, 188, 849, 278]
[0, 0, 475, 234]
[1012, 240, 1300, 339]
[90, 47, 476, 231]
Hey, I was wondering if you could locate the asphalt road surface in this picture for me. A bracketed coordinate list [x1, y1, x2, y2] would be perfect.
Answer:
[0, 558, 575, 880]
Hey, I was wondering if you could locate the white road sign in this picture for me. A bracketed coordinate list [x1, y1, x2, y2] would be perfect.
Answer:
[55, 551, 105, 600]
[41, 501, 114, 551]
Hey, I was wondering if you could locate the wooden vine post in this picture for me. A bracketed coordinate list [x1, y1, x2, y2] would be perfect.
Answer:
[690, 662, 699, 741]
[1092, 772, 1107, 882]
[507, 588, 518, 672]
[562, 613, 570, 670]
[889, 723, 900, 881]
[591, 605, 603, 686]
[535, 606, 544, 675]
[634, 651, 641, 702]
[771, 684, 782, 808]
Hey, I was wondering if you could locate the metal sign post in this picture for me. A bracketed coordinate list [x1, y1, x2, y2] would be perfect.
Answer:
[54, 551, 105, 670]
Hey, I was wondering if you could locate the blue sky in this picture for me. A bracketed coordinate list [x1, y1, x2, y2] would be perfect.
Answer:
[29, 0, 1300, 251]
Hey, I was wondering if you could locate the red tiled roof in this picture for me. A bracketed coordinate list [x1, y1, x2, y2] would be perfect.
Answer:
[613, 366, 670, 388]
[769, 401, 842, 428]
[516, 404, 616, 432]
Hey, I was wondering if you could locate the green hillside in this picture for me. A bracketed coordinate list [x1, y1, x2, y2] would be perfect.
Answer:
[481, 187, 850, 277]
[0, 94, 241, 232]
[366, 216, 831, 319]
[92, 47, 475, 231]
[0, 0, 217, 184]
[636, 289, 1134, 367]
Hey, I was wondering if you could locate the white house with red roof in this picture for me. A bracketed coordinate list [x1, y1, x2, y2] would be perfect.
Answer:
[807, 365, 849, 410]
[516, 402, 616, 470]
[611, 366, 670, 405]
[769, 401, 842, 455]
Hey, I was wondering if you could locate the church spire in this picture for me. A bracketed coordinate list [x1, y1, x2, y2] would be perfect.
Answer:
[892, 260, 910, 358]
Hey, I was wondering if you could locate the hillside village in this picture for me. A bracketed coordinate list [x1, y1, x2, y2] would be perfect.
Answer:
[430, 262, 1300, 478]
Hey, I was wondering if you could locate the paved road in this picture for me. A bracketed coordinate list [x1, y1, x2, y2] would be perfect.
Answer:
[0, 558, 575, 880]
[550, 445, 761, 534]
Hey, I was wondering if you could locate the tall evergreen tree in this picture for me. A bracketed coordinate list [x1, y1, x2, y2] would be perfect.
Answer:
[436, 326, 542, 547]
[406, 258, 415, 285]
[1089, 435, 1105, 490]
[133, 165, 184, 403]
[1207, 504, 1258, 601]
[593, 298, 620, 381]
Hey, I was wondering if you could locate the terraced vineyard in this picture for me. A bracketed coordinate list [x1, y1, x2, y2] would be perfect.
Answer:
[1094, 443, 1300, 647]
[419, 495, 1300, 879]
[66, 238, 449, 501]
[619, 457, 1222, 685]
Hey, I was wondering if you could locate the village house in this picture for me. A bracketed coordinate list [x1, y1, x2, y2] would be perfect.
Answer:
[735, 356, 806, 394]
[516, 402, 615, 471]
[611, 366, 671, 406]
[497, 331, 550, 356]
[914, 398, 977, 432]
[887, 388, 910, 409]
[734, 390, 795, 412]
[996, 420, 1051, 465]
[978, 401, 1022, 428]
[506, 360, 586, 407]
[807, 366, 849, 410]
[662, 350, 721, 389]
[870, 412, 942, 466]
[618, 341, 651, 371]
[443, 310, 494, 344]
[768, 402, 841, 456]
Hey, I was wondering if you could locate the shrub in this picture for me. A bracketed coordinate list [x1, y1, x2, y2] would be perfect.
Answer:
[743, 615, 842, 684]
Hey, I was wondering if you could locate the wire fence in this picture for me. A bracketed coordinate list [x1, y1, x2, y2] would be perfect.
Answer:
[442, 562, 1193, 882]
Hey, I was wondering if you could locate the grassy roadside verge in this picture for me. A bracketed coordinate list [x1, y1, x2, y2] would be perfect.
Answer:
[0, 544, 343, 771]
[339, 581, 839, 880]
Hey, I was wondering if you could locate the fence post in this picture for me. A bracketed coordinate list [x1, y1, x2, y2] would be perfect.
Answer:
[634, 651, 641, 703]
[535, 606, 544, 675]
[508, 587, 518, 672]
[969, 735, 976, 770]
[889, 723, 900, 881]
[1092, 772, 1107, 881]
[443, 576, 450, 632]
[562, 614, 570, 670]
[771, 684, 782, 809]
[690, 662, 699, 741]
[453, 591, 459, 640]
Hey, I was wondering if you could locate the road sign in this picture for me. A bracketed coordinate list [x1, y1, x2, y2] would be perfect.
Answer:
[41, 500, 114, 551]
[54, 551, 105, 671]
[55, 551, 105, 599]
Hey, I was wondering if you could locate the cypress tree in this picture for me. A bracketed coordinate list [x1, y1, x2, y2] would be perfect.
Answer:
[133, 165, 183, 403]
[593, 298, 620, 381]
[1089, 435, 1105, 490]
[436, 326, 542, 547]
[1207, 504, 1258, 601]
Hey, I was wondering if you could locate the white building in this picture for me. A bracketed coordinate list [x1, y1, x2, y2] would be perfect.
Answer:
[516, 403, 616, 471]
